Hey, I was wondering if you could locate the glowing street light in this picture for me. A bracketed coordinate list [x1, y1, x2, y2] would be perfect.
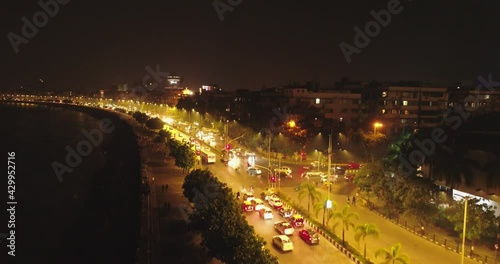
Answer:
[373, 122, 383, 134]
[288, 120, 296, 128]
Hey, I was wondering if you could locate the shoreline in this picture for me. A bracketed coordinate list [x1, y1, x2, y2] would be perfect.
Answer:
[1, 100, 143, 263]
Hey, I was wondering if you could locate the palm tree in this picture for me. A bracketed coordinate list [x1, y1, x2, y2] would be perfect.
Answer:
[375, 243, 410, 264]
[333, 205, 359, 245]
[298, 181, 321, 216]
[354, 223, 380, 258]
[313, 195, 337, 226]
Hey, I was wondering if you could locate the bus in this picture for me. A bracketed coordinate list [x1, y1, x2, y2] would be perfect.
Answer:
[201, 150, 216, 164]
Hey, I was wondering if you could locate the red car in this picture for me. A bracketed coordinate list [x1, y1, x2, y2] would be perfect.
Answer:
[241, 201, 254, 212]
[299, 228, 320, 244]
[289, 215, 304, 228]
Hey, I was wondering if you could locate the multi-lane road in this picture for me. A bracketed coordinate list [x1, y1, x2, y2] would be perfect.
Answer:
[166, 124, 355, 263]
[203, 157, 355, 264]
[167, 123, 482, 264]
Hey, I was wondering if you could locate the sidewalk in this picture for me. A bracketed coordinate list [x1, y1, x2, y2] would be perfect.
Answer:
[129, 118, 221, 264]
[276, 180, 482, 264]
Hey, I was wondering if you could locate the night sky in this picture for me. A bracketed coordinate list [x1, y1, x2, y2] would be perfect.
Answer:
[1, 0, 500, 91]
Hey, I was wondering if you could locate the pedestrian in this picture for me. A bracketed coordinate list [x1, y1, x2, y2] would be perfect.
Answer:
[352, 195, 356, 205]
[166, 184, 168, 191]
[347, 196, 350, 204]
[167, 202, 171, 212]
[163, 201, 167, 211]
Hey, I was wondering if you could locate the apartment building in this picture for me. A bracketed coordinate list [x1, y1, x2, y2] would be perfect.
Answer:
[448, 86, 500, 113]
[284, 88, 363, 129]
[378, 86, 448, 133]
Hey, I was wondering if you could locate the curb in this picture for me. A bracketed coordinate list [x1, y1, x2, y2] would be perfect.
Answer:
[369, 208, 489, 264]
[281, 199, 363, 264]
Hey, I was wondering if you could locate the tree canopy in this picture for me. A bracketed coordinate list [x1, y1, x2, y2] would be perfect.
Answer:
[145, 117, 164, 130]
[182, 169, 278, 264]
[167, 140, 195, 171]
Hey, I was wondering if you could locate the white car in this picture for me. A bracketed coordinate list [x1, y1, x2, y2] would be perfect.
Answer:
[304, 171, 324, 179]
[274, 221, 295, 235]
[252, 198, 265, 211]
[321, 174, 338, 184]
[272, 235, 293, 252]
[278, 207, 293, 218]
[268, 197, 283, 209]
[260, 191, 276, 201]
[247, 167, 262, 176]
[243, 192, 255, 202]
[274, 167, 292, 176]
[259, 207, 273, 220]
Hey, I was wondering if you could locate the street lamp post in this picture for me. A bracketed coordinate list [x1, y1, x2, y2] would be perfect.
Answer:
[495, 244, 498, 263]
[254, 164, 274, 188]
[278, 155, 281, 190]
[461, 196, 470, 264]
[323, 131, 333, 227]
[327, 132, 332, 199]
[268, 134, 272, 188]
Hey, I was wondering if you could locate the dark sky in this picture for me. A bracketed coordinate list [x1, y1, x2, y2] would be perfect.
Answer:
[1, 0, 500, 91]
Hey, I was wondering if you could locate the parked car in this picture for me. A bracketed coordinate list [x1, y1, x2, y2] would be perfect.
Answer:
[272, 235, 293, 252]
[274, 221, 294, 235]
[299, 228, 320, 244]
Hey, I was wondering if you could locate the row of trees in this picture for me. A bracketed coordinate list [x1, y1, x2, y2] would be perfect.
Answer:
[182, 169, 278, 264]
[356, 161, 499, 246]
[295, 181, 410, 263]
[167, 139, 196, 172]
[124, 108, 197, 172]
[355, 125, 500, 247]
